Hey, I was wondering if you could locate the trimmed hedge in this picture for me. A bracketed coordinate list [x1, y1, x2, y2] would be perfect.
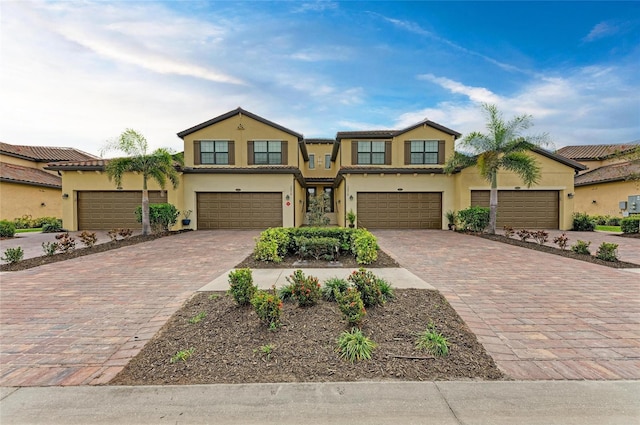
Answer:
[0, 220, 16, 238]
[621, 216, 640, 234]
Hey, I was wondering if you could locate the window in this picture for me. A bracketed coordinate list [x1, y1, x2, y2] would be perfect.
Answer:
[309, 154, 315, 169]
[357, 141, 386, 165]
[306, 186, 334, 212]
[253, 141, 282, 165]
[324, 154, 331, 169]
[409, 140, 439, 164]
[200, 141, 229, 164]
[323, 187, 334, 212]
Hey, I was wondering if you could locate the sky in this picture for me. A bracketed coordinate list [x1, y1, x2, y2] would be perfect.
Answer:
[1, 1, 639, 157]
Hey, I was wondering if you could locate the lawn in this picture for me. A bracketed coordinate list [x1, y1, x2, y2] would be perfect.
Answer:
[595, 225, 622, 232]
[15, 228, 43, 233]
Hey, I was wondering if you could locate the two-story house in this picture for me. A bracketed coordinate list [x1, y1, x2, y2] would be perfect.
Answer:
[50, 107, 582, 231]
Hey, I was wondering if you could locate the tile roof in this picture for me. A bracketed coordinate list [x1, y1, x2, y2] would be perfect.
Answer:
[304, 138, 336, 144]
[0, 142, 98, 162]
[574, 161, 640, 186]
[0, 162, 61, 188]
[45, 160, 109, 171]
[531, 148, 586, 171]
[336, 119, 462, 140]
[556, 142, 639, 160]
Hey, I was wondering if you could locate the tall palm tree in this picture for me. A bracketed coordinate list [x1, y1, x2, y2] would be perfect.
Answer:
[444, 103, 550, 234]
[102, 129, 181, 235]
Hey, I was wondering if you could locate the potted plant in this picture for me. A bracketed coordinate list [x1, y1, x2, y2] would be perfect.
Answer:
[445, 210, 457, 230]
[181, 210, 192, 226]
[346, 209, 356, 228]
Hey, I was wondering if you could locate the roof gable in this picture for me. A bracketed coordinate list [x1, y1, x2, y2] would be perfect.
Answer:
[0, 142, 98, 162]
[336, 118, 461, 141]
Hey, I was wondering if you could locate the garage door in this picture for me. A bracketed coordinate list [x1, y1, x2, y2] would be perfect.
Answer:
[471, 190, 559, 229]
[197, 192, 282, 229]
[77, 191, 165, 230]
[357, 192, 442, 229]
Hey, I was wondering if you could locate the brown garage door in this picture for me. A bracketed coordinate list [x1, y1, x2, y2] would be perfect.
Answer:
[197, 192, 282, 229]
[471, 190, 559, 229]
[77, 191, 166, 230]
[357, 192, 442, 229]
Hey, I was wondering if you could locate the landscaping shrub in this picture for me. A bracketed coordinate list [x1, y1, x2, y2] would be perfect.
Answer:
[13, 215, 34, 229]
[251, 288, 283, 329]
[592, 215, 609, 226]
[1, 247, 24, 264]
[596, 242, 619, 262]
[306, 191, 331, 227]
[378, 279, 395, 302]
[294, 236, 340, 261]
[351, 229, 378, 264]
[553, 233, 569, 250]
[416, 323, 450, 357]
[0, 220, 16, 238]
[55, 232, 76, 253]
[79, 231, 98, 248]
[347, 268, 386, 308]
[516, 229, 531, 242]
[277, 283, 295, 302]
[108, 228, 134, 241]
[503, 226, 515, 238]
[135, 203, 179, 232]
[253, 227, 290, 262]
[531, 230, 549, 245]
[572, 212, 595, 231]
[289, 227, 354, 255]
[335, 287, 366, 326]
[41, 241, 59, 256]
[286, 269, 322, 307]
[457, 206, 489, 233]
[621, 216, 640, 234]
[33, 216, 60, 228]
[228, 268, 257, 306]
[337, 328, 376, 362]
[321, 277, 349, 302]
[571, 240, 591, 255]
[38, 217, 63, 232]
[606, 217, 621, 226]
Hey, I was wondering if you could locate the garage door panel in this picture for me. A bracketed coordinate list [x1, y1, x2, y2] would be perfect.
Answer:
[197, 192, 282, 229]
[357, 192, 442, 229]
[77, 191, 165, 230]
[470, 190, 558, 229]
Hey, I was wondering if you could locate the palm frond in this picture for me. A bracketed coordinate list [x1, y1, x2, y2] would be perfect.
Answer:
[104, 157, 136, 187]
[443, 151, 477, 174]
[500, 152, 541, 187]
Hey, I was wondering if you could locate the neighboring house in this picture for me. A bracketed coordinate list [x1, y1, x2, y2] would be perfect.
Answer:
[51, 107, 582, 231]
[0, 142, 98, 221]
[557, 143, 640, 216]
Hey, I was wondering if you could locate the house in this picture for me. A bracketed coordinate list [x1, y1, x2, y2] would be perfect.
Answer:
[557, 143, 640, 216]
[50, 107, 582, 231]
[0, 142, 98, 221]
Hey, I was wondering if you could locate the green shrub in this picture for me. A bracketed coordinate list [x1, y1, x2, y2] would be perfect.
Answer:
[286, 269, 322, 307]
[322, 277, 349, 302]
[0, 220, 16, 238]
[621, 216, 640, 234]
[335, 287, 366, 326]
[294, 236, 340, 261]
[347, 268, 386, 308]
[416, 323, 449, 357]
[289, 227, 354, 255]
[13, 215, 34, 229]
[457, 206, 490, 233]
[306, 191, 331, 227]
[378, 279, 395, 302]
[351, 229, 378, 264]
[592, 215, 609, 226]
[253, 228, 290, 262]
[596, 242, 618, 262]
[571, 240, 591, 255]
[228, 268, 257, 306]
[135, 203, 179, 232]
[606, 217, 621, 226]
[337, 328, 376, 362]
[1, 247, 24, 264]
[251, 288, 283, 329]
[41, 218, 63, 233]
[277, 283, 295, 302]
[572, 212, 595, 231]
[42, 241, 59, 256]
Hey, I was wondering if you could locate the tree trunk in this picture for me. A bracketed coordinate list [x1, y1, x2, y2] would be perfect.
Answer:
[489, 171, 498, 234]
[141, 176, 151, 236]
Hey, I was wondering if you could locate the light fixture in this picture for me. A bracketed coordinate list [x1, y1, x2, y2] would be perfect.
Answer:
[62, 193, 69, 199]
[567, 193, 574, 199]
[41, 202, 46, 207]
[592, 200, 597, 204]
[349, 195, 354, 201]
[397, 188, 403, 191]
[285, 194, 290, 201]
[235, 188, 241, 192]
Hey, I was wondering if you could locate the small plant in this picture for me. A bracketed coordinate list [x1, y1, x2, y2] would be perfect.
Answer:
[135, 203, 179, 233]
[416, 323, 450, 357]
[55, 232, 76, 253]
[572, 212, 596, 231]
[457, 206, 489, 233]
[188, 312, 206, 324]
[277, 283, 295, 302]
[322, 277, 349, 302]
[571, 240, 591, 255]
[208, 294, 220, 300]
[1, 247, 24, 264]
[335, 287, 366, 326]
[251, 287, 283, 329]
[346, 209, 356, 227]
[337, 328, 376, 362]
[445, 210, 457, 230]
[118, 228, 133, 239]
[503, 226, 515, 238]
[183, 210, 192, 220]
[516, 229, 531, 242]
[378, 279, 395, 302]
[531, 230, 549, 245]
[351, 229, 378, 264]
[286, 269, 322, 307]
[41, 218, 63, 233]
[170, 348, 194, 363]
[553, 233, 569, 250]
[347, 268, 385, 307]
[0, 220, 17, 238]
[255, 344, 274, 360]
[79, 231, 98, 248]
[228, 268, 257, 306]
[596, 242, 619, 262]
[41, 241, 59, 256]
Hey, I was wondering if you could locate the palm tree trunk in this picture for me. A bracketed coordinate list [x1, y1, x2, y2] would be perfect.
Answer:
[141, 176, 151, 236]
[489, 171, 498, 234]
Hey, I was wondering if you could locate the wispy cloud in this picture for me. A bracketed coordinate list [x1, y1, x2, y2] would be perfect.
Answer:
[418, 74, 502, 104]
[293, 1, 339, 13]
[583, 21, 620, 42]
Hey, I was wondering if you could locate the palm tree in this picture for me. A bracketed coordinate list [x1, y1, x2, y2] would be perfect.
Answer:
[101, 129, 181, 235]
[444, 103, 550, 234]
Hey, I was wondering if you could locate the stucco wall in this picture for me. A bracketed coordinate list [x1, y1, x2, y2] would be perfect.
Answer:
[0, 182, 62, 221]
[303, 143, 337, 178]
[574, 180, 639, 217]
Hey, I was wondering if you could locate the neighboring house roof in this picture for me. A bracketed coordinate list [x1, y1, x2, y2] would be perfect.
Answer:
[0, 162, 61, 188]
[574, 161, 640, 186]
[304, 138, 335, 144]
[336, 118, 461, 141]
[556, 142, 639, 161]
[531, 148, 586, 171]
[0, 142, 98, 162]
[177, 107, 304, 140]
[45, 160, 109, 171]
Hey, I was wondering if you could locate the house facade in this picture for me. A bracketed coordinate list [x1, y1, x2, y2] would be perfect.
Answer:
[50, 108, 582, 231]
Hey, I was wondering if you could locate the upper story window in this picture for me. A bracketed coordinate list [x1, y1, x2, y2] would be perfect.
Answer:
[357, 141, 387, 165]
[404, 140, 445, 165]
[194, 140, 234, 165]
[249, 140, 288, 165]
[324, 154, 331, 169]
[309, 153, 315, 169]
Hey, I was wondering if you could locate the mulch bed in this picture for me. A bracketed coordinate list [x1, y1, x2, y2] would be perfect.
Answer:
[235, 249, 400, 269]
[110, 288, 505, 385]
[477, 233, 640, 269]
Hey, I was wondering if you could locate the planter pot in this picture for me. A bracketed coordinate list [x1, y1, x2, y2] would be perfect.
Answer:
[182, 219, 191, 226]
[348, 224, 355, 228]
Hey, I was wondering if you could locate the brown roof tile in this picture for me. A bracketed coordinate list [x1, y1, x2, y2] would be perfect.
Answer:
[336, 119, 461, 140]
[557, 142, 639, 160]
[574, 161, 640, 186]
[0, 142, 98, 162]
[0, 162, 61, 188]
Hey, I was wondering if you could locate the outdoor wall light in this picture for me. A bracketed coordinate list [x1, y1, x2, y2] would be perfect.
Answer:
[41, 202, 46, 207]
[285, 194, 290, 201]
[235, 188, 241, 192]
[349, 195, 354, 201]
[592, 200, 597, 204]
[62, 193, 69, 199]
[567, 193, 574, 199]
[397, 188, 403, 191]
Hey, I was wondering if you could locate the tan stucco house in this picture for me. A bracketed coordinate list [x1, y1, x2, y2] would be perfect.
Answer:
[0, 142, 98, 221]
[557, 143, 640, 217]
[50, 107, 583, 231]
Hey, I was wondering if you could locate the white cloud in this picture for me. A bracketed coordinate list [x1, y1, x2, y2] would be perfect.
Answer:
[418, 74, 502, 105]
[293, 1, 339, 13]
[583, 22, 620, 42]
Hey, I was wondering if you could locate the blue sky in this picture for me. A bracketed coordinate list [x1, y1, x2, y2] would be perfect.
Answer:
[1, 1, 638, 157]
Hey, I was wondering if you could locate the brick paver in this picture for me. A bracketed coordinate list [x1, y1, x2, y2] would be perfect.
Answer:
[0, 231, 257, 386]
[375, 230, 640, 380]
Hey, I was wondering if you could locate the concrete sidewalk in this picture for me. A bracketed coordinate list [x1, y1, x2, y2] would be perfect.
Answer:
[1, 381, 638, 424]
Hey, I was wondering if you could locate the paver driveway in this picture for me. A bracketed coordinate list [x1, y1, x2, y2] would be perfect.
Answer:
[0, 231, 258, 386]
[375, 230, 640, 380]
